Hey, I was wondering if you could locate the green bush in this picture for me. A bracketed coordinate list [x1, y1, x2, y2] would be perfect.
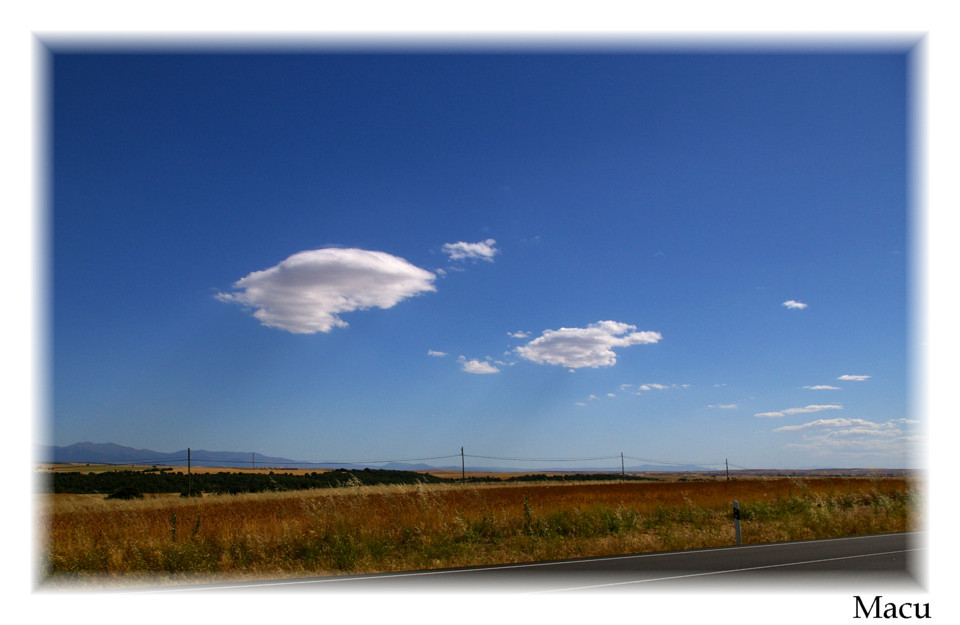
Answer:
[106, 485, 142, 499]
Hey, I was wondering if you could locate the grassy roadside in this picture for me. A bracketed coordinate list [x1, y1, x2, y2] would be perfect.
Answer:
[38, 477, 921, 587]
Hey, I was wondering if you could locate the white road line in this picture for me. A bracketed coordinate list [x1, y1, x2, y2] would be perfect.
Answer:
[531, 547, 927, 593]
[143, 533, 923, 593]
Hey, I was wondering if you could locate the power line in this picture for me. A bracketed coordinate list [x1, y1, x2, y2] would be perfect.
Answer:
[465, 454, 621, 463]
[622, 455, 727, 467]
[47, 457, 190, 466]
[254, 454, 464, 466]
[47, 450, 754, 471]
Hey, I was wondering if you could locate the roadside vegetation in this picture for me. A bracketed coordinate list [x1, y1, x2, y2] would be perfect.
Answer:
[38, 476, 921, 587]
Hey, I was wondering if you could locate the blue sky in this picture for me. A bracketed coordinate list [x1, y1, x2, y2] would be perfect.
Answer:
[47, 46, 917, 469]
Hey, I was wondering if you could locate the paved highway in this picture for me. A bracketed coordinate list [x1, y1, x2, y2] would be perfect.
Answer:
[153, 532, 925, 593]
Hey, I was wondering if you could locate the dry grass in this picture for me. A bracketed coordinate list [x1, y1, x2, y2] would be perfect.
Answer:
[38, 476, 921, 587]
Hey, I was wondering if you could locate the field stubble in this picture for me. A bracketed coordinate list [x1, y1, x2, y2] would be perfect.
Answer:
[39, 477, 921, 587]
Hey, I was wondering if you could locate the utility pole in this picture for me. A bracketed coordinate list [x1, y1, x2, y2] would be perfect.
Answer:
[461, 447, 465, 485]
[726, 458, 730, 482]
[187, 447, 192, 497]
[621, 452, 625, 482]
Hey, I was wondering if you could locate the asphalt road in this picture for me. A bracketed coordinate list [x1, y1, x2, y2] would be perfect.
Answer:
[152, 532, 925, 593]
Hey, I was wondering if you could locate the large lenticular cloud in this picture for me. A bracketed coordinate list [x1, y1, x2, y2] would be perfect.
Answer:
[217, 248, 436, 333]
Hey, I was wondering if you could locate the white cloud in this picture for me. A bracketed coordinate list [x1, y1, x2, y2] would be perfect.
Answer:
[634, 383, 688, 394]
[781, 404, 843, 414]
[216, 248, 436, 334]
[774, 417, 918, 433]
[508, 331, 530, 339]
[803, 385, 841, 390]
[755, 404, 843, 418]
[515, 320, 662, 369]
[775, 418, 921, 457]
[838, 374, 871, 381]
[638, 383, 669, 391]
[442, 239, 498, 262]
[782, 300, 807, 310]
[458, 356, 500, 374]
[427, 350, 447, 357]
[709, 404, 738, 409]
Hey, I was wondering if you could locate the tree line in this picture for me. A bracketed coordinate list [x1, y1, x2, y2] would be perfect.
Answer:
[45, 468, 446, 497]
[42, 467, 662, 498]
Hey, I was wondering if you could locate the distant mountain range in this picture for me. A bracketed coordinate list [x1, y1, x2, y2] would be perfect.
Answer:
[37, 442, 717, 473]
[39, 441, 298, 468]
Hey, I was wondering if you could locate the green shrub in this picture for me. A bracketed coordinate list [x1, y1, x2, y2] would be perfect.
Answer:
[106, 485, 142, 499]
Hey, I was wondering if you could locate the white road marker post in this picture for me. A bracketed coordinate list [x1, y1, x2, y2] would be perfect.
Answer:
[733, 500, 742, 545]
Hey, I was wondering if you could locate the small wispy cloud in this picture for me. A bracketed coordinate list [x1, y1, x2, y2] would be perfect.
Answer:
[774, 417, 917, 433]
[782, 300, 807, 310]
[442, 239, 499, 262]
[755, 404, 843, 418]
[775, 418, 921, 457]
[709, 403, 738, 409]
[633, 383, 688, 394]
[427, 350, 447, 358]
[802, 385, 841, 390]
[508, 331, 530, 339]
[515, 320, 661, 369]
[458, 356, 500, 374]
[638, 383, 669, 391]
[838, 374, 871, 381]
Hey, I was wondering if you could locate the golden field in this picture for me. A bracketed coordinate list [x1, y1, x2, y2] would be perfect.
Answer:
[38, 476, 921, 587]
